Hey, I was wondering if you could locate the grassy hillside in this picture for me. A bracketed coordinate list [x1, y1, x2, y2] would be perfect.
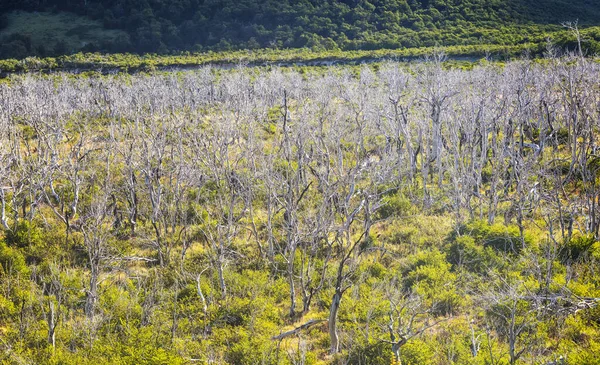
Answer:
[518, 0, 600, 23]
[1, 0, 600, 59]
[1, 56, 600, 364]
[0, 11, 129, 59]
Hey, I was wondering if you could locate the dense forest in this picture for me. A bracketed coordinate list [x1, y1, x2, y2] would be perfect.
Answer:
[0, 53, 599, 364]
[2, 0, 600, 58]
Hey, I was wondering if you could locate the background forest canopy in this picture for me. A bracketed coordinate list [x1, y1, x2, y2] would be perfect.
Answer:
[1, 53, 600, 364]
[2, 0, 600, 59]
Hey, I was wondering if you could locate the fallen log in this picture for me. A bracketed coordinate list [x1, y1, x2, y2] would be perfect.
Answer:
[271, 319, 325, 341]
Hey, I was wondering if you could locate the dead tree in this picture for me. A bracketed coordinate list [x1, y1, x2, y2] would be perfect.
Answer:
[381, 284, 447, 364]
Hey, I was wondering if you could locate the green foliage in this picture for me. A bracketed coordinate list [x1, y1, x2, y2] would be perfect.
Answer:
[0, 293, 17, 319]
[2, 1, 600, 59]
[4, 220, 44, 249]
[225, 331, 279, 365]
[559, 234, 598, 264]
[3, 220, 53, 264]
[580, 303, 600, 327]
[454, 219, 533, 254]
[0, 11, 129, 60]
[91, 326, 186, 365]
[377, 193, 414, 219]
[446, 235, 502, 273]
[347, 341, 392, 365]
[1, 59, 600, 364]
[0, 240, 29, 276]
[400, 339, 435, 365]
[403, 250, 461, 315]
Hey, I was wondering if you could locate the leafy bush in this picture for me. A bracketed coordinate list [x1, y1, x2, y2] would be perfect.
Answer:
[453, 219, 532, 254]
[4, 220, 44, 249]
[403, 250, 462, 315]
[225, 330, 279, 365]
[401, 339, 435, 365]
[347, 341, 392, 365]
[377, 193, 413, 219]
[0, 234, 29, 275]
[559, 234, 597, 264]
[446, 235, 502, 273]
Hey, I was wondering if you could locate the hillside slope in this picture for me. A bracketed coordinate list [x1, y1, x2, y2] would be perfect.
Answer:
[1, 0, 600, 58]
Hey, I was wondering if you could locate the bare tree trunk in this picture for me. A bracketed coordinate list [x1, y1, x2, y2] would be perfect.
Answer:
[47, 301, 56, 349]
[195, 274, 209, 337]
[392, 342, 402, 365]
[328, 289, 342, 354]
[85, 260, 99, 319]
[217, 244, 227, 299]
[0, 188, 9, 230]
[288, 247, 296, 318]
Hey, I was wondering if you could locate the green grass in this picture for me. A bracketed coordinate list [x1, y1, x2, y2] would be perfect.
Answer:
[0, 43, 556, 75]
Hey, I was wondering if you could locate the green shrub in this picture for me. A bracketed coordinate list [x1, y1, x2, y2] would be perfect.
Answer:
[377, 193, 413, 219]
[4, 220, 44, 249]
[403, 250, 461, 315]
[453, 219, 532, 254]
[347, 341, 392, 365]
[446, 235, 502, 273]
[400, 339, 435, 365]
[0, 240, 29, 276]
[225, 331, 279, 365]
[556, 127, 570, 145]
[559, 234, 597, 264]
